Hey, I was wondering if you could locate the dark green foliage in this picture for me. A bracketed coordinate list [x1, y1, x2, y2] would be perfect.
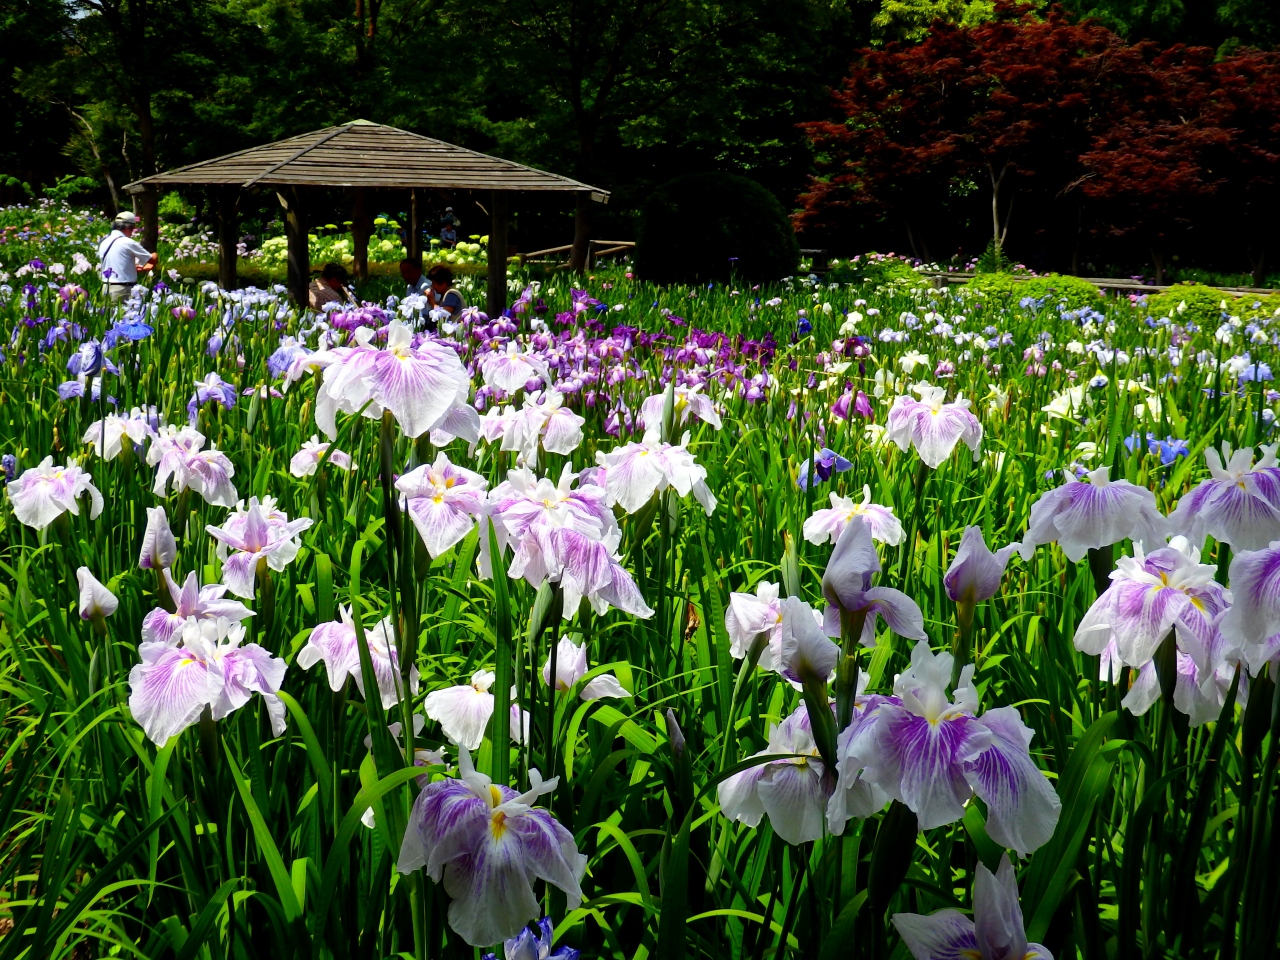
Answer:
[634, 173, 799, 285]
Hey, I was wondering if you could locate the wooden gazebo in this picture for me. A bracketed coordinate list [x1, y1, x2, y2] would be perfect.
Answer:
[123, 120, 609, 315]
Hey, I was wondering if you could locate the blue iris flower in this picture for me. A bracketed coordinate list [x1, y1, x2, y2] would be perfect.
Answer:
[1153, 437, 1189, 465]
[103, 320, 154, 349]
[797, 448, 853, 489]
[66, 339, 104, 377]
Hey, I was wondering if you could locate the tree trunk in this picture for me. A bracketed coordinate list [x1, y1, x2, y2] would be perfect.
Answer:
[134, 98, 160, 251]
[406, 189, 422, 265]
[1250, 248, 1267, 289]
[1071, 201, 1082, 276]
[569, 191, 590, 273]
[487, 190, 509, 319]
[279, 189, 310, 306]
[1151, 249, 1165, 287]
[216, 189, 239, 291]
[352, 188, 372, 280]
[990, 164, 1003, 258]
[134, 186, 159, 253]
[904, 220, 921, 260]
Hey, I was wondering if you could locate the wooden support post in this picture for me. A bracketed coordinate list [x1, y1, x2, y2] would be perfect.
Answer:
[278, 188, 310, 306]
[407, 188, 422, 265]
[135, 185, 159, 253]
[487, 190, 509, 319]
[352, 187, 372, 281]
[215, 189, 239, 291]
[569, 190, 589, 274]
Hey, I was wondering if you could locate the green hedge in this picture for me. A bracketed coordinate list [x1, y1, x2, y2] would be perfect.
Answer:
[1145, 284, 1280, 326]
[964, 272, 1102, 308]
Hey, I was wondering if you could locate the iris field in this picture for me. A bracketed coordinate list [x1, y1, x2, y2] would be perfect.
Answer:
[1, 203, 1279, 960]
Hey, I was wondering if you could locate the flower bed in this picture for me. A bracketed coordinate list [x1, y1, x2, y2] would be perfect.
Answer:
[0, 203, 1277, 959]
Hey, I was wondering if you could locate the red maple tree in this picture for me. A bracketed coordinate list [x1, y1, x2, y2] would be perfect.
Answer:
[1204, 49, 1280, 285]
[797, 3, 1143, 262]
[1079, 44, 1226, 284]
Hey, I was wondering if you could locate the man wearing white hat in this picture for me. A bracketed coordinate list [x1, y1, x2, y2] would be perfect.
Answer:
[96, 211, 157, 302]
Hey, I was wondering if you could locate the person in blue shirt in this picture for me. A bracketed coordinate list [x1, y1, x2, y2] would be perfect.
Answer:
[400, 259, 430, 298]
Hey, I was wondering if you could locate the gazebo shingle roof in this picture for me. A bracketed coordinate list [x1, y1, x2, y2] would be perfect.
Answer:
[124, 120, 608, 198]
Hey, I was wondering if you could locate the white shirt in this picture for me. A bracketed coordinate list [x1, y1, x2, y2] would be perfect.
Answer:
[406, 275, 430, 298]
[96, 230, 151, 283]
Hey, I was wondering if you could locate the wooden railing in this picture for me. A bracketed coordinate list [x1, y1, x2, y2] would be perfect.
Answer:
[518, 240, 635, 268]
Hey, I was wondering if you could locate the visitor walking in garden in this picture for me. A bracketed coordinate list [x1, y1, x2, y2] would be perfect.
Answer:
[95, 211, 156, 302]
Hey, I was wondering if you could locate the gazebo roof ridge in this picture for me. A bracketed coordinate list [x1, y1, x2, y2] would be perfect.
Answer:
[122, 120, 609, 198]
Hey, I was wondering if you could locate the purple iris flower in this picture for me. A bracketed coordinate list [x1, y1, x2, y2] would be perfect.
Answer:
[1079, 538, 1237, 724]
[798, 316, 813, 334]
[893, 854, 1050, 960]
[944, 527, 1015, 604]
[570, 289, 599, 314]
[835, 641, 1061, 854]
[267, 337, 311, 380]
[1, 454, 14, 483]
[797, 448, 853, 489]
[829, 389, 849, 422]
[1222, 542, 1280, 675]
[397, 748, 586, 947]
[510, 286, 534, 315]
[142, 570, 254, 645]
[187, 372, 239, 422]
[886, 384, 983, 469]
[128, 617, 286, 746]
[58, 380, 85, 400]
[1169, 443, 1280, 551]
[481, 917, 579, 960]
[1240, 361, 1273, 384]
[821, 516, 926, 646]
[1017, 466, 1168, 562]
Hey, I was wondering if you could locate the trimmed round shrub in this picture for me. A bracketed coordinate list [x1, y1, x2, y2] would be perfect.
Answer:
[1145, 284, 1226, 325]
[827, 252, 927, 288]
[1139, 283, 1280, 326]
[634, 173, 799, 286]
[1021, 274, 1103, 308]
[964, 272, 1101, 308]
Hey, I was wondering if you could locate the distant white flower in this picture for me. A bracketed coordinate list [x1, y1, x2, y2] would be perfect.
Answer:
[289, 435, 352, 477]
